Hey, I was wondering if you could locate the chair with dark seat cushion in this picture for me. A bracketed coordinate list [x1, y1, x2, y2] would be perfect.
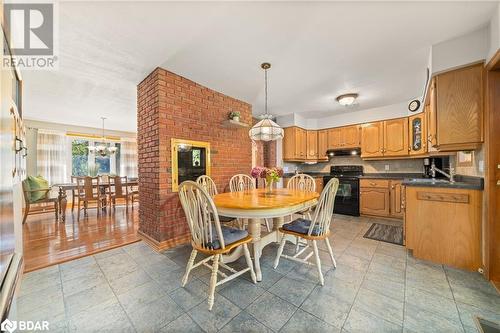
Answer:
[274, 177, 340, 285]
[196, 175, 236, 224]
[205, 226, 249, 250]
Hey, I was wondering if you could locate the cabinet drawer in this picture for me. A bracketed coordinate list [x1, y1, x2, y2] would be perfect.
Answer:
[416, 191, 469, 204]
[360, 179, 390, 189]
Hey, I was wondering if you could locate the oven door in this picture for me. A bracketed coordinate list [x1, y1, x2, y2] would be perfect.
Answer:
[333, 178, 360, 216]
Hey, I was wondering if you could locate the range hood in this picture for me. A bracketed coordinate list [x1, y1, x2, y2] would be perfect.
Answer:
[326, 148, 361, 157]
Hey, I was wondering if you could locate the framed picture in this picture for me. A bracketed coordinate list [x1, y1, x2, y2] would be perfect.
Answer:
[457, 151, 473, 167]
[171, 138, 211, 192]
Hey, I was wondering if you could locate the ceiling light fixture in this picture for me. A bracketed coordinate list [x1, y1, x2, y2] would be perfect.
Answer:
[336, 93, 358, 106]
[88, 117, 118, 156]
[249, 63, 284, 142]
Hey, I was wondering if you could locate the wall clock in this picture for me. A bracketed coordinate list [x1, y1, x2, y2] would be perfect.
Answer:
[408, 99, 421, 112]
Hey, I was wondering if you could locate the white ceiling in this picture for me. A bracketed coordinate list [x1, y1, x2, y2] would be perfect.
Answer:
[22, 1, 497, 132]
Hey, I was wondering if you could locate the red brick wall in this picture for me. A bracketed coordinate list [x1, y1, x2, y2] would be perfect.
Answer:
[137, 68, 253, 242]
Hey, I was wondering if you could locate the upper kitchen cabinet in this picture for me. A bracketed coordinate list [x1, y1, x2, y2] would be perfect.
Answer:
[409, 111, 427, 156]
[328, 125, 360, 149]
[317, 130, 329, 161]
[361, 118, 409, 158]
[283, 127, 306, 161]
[306, 130, 318, 160]
[361, 122, 384, 158]
[429, 63, 484, 151]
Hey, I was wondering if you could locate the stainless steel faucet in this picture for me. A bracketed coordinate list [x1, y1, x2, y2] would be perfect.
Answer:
[431, 159, 456, 183]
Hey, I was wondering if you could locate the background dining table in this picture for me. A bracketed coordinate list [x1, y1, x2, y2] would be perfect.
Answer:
[53, 179, 139, 222]
[213, 188, 319, 281]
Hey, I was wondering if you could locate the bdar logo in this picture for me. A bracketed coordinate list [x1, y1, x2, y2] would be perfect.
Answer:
[1, 319, 17, 333]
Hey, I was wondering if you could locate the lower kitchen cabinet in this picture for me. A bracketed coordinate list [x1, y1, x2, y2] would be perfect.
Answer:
[360, 179, 403, 218]
[360, 187, 390, 216]
[405, 186, 482, 271]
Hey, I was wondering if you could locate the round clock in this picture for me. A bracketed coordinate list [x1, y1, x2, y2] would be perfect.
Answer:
[408, 99, 421, 112]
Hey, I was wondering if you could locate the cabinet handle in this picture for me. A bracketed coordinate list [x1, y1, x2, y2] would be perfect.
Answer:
[370, 182, 376, 186]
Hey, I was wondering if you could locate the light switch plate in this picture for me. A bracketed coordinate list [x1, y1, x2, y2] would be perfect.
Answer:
[385, 164, 390, 171]
[479, 160, 484, 173]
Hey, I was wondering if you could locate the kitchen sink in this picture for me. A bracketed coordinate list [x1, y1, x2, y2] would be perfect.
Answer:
[404, 178, 451, 184]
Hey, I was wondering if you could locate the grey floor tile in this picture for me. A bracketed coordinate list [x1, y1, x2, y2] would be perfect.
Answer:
[93, 246, 125, 260]
[117, 279, 167, 313]
[456, 301, 500, 329]
[285, 263, 329, 284]
[344, 242, 377, 261]
[188, 295, 241, 333]
[96, 252, 140, 281]
[353, 287, 404, 326]
[406, 274, 453, 299]
[451, 284, 500, 313]
[243, 265, 284, 290]
[159, 313, 204, 333]
[362, 271, 405, 302]
[219, 311, 272, 333]
[281, 308, 341, 333]
[403, 303, 465, 333]
[68, 298, 134, 333]
[246, 291, 297, 332]
[445, 267, 498, 297]
[375, 242, 407, 259]
[60, 256, 97, 271]
[219, 278, 266, 309]
[127, 295, 184, 332]
[108, 266, 153, 295]
[322, 274, 360, 304]
[370, 252, 406, 273]
[169, 278, 209, 311]
[61, 269, 108, 297]
[300, 287, 352, 328]
[337, 253, 370, 272]
[326, 264, 366, 288]
[60, 261, 101, 282]
[64, 281, 117, 317]
[16, 284, 64, 317]
[269, 275, 316, 307]
[19, 266, 61, 297]
[405, 286, 461, 322]
[344, 306, 403, 333]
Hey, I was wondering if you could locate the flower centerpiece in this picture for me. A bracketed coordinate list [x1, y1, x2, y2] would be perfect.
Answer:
[251, 166, 283, 192]
[228, 111, 241, 122]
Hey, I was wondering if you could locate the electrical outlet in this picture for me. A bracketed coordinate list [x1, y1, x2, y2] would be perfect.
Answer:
[479, 160, 484, 173]
[385, 164, 390, 171]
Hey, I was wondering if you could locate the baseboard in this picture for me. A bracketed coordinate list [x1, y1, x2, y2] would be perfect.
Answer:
[492, 280, 500, 294]
[137, 230, 190, 252]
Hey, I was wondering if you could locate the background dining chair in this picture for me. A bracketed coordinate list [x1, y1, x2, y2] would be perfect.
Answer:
[75, 176, 104, 220]
[229, 174, 271, 232]
[70, 175, 79, 212]
[274, 177, 339, 285]
[109, 176, 134, 211]
[287, 173, 316, 220]
[196, 175, 235, 224]
[178, 181, 256, 311]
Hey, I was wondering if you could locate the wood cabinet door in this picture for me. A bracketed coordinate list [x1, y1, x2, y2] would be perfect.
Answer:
[282, 127, 296, 160]
[361, 122, 383, 158]
[409, 112, 427, 156]
[295, 128, 307, 159]
[306, 130, 318, 160]
[343, 125, 360, 148]
[360, 188, 390, 217]
[383, 118, 409, 157]
[436, 64, 483, 148]
[315, 178, 323, 193]
[389, 180, 404, 218]
[428, 79, 438, 147]
[327, 128, 342, 149]
[318, 130, 328, 160]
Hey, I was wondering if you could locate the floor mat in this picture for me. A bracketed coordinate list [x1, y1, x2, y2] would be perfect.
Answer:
[363, 223, 403, 245]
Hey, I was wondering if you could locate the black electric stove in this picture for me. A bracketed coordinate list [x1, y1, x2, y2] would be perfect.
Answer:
[323, 165, 363, 216]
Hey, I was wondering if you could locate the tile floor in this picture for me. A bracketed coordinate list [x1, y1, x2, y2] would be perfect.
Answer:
[11, 215, 500, 332]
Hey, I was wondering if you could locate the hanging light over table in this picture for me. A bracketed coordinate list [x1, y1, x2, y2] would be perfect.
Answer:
[249, 63, 284, 141]
[88, 117, 118, 156]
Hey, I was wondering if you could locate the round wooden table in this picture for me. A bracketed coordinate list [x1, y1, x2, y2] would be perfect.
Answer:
[213, 188, 319, 281]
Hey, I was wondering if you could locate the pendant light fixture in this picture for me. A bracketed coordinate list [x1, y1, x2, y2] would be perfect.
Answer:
[88, 117, 118, 156]
[249, 63, 284, 141]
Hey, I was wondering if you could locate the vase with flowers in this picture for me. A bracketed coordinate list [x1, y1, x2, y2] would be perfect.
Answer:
[251, 166, 283, 193]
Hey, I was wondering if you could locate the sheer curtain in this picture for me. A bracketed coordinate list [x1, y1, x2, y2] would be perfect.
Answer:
[120, 140, 138, 177]
[37, 130, 68, 184]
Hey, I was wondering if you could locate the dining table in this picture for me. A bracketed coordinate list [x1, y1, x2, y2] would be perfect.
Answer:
[213, 188, 319, 281]
[53, 179, 139, 222]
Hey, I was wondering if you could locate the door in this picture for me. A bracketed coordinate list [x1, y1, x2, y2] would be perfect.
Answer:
[409, 113, 427, 156]
[389, 180, 403, 218]
[360, 188, 390, 216]
[361, 122, 383, 158]
[384, 118, 409, 157]
[343, 125, 360, 148]
[327, 128, 342, 149]
[317, 130, 328, 160]
[306, 130, 318, 160]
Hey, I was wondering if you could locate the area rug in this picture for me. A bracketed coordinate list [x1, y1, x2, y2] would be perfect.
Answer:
[363, 223, 403, 245]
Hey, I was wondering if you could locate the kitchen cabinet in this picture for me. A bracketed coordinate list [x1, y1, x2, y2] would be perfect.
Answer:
[306, 130, 318, 160]
[317, 130, 329, 160]
[315, 178, 324, 194]
[360, 179, 403, 218]
[409, 112, 427, 156]
[360, 122, 384, 158]
[428, 80, 438, 147]
[283, 127, 306, 161]
[405, 186, 482, 271]
[328, 125, 360, 150]
[361, 118, 409, 158]
[430, 63, 484, 151]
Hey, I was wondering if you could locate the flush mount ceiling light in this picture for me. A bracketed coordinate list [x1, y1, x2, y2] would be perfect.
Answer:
[336, 93, 358, 106]
[249, 63, 284, 142]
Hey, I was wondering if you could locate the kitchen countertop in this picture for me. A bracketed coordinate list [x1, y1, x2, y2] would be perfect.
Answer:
[402, 175, 484, 190]
[283, 172, 329, 178]
[359, 173, 424, 179]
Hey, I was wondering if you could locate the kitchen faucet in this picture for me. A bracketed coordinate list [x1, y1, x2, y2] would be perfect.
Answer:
[431, 159, 456, 183]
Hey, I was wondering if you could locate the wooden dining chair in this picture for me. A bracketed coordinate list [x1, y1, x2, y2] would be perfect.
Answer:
[75, 176, 104, 220]
[274, 177, 340, 285]
[70, 176, 79, 212]
[178, 181, 256, 311]
[229, 174, 271, 232]
[196, 175, 235, 224]
[287, 173, 316, 219]
[108, 176, 134, 211]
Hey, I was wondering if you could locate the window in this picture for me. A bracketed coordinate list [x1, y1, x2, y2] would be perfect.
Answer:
[72, 139, 89, 176]
[70, 139, 121, 176]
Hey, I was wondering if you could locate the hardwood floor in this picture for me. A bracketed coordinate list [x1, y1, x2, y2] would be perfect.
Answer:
[23, 203, 140, 272]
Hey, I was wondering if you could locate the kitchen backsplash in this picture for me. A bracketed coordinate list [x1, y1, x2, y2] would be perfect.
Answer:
[449, 146, 485, 177]
[284, 156, 425, 174]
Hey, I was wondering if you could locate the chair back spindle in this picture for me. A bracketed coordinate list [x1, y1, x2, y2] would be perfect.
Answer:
[287, 174, 316, 192]
[229, 174, 255, 192]
[308, 178, 339, 237]
[196, 175, 218, 197]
